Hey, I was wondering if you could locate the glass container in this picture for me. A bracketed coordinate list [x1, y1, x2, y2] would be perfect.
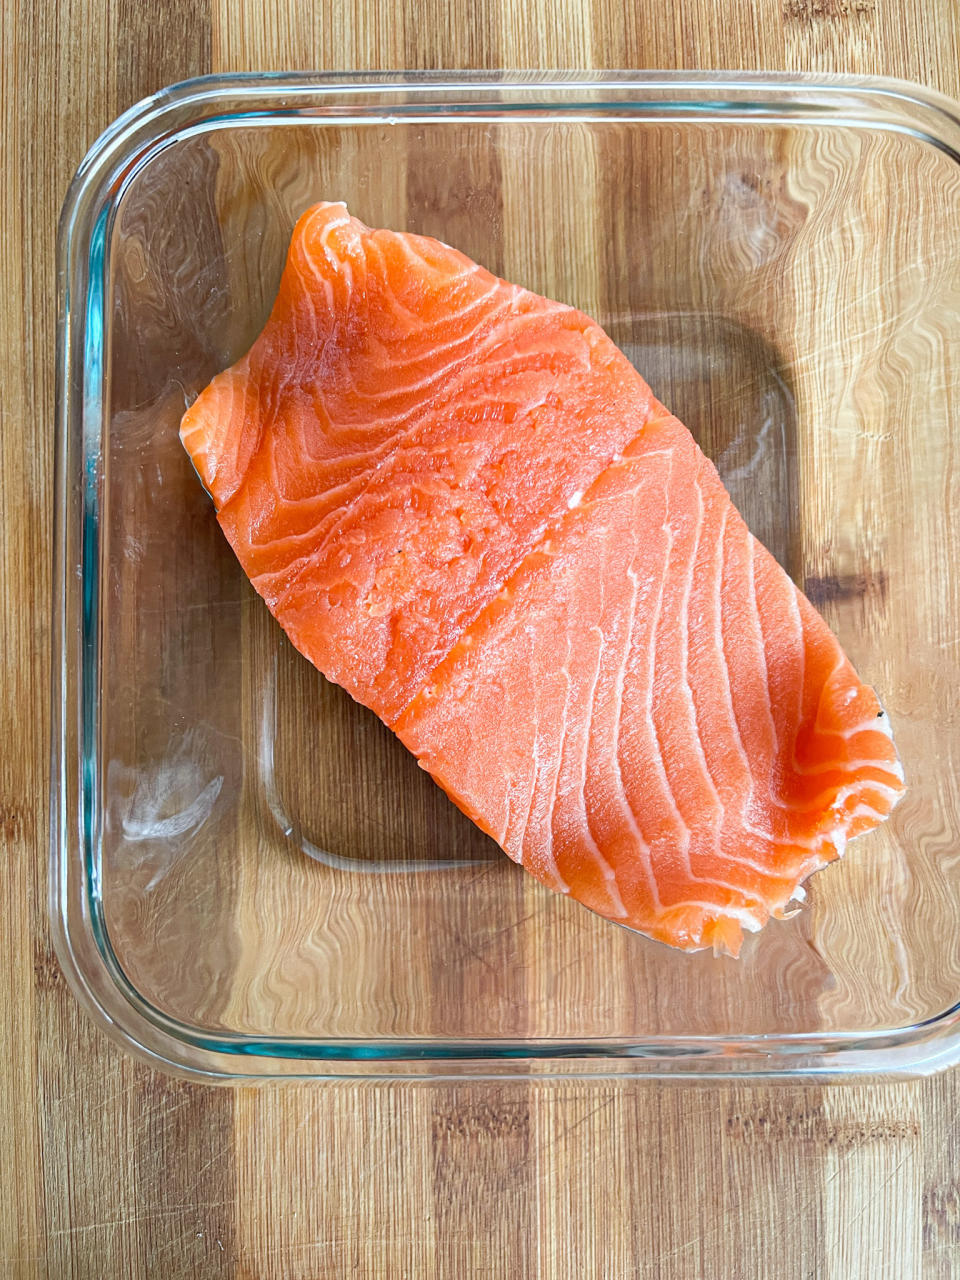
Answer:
[53, 72, 960, 1079]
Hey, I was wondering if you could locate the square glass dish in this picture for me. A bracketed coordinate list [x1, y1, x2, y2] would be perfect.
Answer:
[53, 72, 960, 1080]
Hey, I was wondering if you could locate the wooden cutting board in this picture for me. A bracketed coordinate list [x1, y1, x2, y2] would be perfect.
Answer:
[2, 0, 958, 1275]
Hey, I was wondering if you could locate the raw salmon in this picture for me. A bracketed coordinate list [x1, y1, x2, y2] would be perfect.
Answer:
[181, 201, 904, 955]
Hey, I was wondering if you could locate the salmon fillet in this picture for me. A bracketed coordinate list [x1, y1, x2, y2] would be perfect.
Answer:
[181, 201, 904, 955]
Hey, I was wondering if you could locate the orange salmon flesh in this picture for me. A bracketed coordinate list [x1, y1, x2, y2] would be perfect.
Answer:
[180, 201, 904, 956]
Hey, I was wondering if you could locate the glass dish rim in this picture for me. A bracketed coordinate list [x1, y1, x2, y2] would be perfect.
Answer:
[52, 68, 960, 1083]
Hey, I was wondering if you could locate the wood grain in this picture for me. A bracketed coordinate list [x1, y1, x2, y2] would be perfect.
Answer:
[2, 1, 960, 1278]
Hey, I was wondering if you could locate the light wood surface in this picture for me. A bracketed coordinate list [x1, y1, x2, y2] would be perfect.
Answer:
[2, 1, 959, 1276]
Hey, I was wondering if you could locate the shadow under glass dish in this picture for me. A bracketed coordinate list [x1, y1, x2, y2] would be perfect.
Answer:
[53, 74, 960, 1078]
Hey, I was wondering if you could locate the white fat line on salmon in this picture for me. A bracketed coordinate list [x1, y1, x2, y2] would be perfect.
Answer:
[713, 535, 902, 842]
[388, 231, 480, 285]
[808, 661, 902, 750]
[772, 574, 857, 817]
[367, 271, 501, 344]
[262, 372, 521, 615]
[814, 712, 902, 749]
[646, 494, 778, 900]
[781, 850, 834, 890]
[519, 683, 571, 896]
[843, 800, 892, 826]
[312, 206, 355, 273]
[640, 459, 693, 878]
[713, 505, 757, 797]
[359, 316, 508, 394]
[366, 257, 507, 392]
[693, 835, 809, 887]
[678, 472, 724, 826]
[786, 573, 808, 790]
[738, 775, 901, 854]
[809, 657, 864, 734]
[541, 630, 576, 896]
[609, 563, 663, 913]
[500, 786, 514, 852]
[296, 250, 336, 313]
[747, 532, 781, 762]
[689, 491, 781, 883]
[575, 622, 629, 918]
[788, 757, 905, 781]
[773, 777, 905, 816]
[711, 518, 813, 863]
[667, 901, 766, 934]
[823, 828, 849, 859]
[509, 743, 541, 863]
[690, 499, 810, 882]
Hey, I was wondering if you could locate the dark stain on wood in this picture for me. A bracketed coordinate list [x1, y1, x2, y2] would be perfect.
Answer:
[726, 1108, 920, 1146]
[432, 1089, 532, 1272]
[33, 937, 67, 995]
[433, 1096, 532, 1145]
[924, 1183, 960, 1255]
[803, 569, 888, 608]
[0, 800, 29, 843]
[783, 0, 877, 20]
